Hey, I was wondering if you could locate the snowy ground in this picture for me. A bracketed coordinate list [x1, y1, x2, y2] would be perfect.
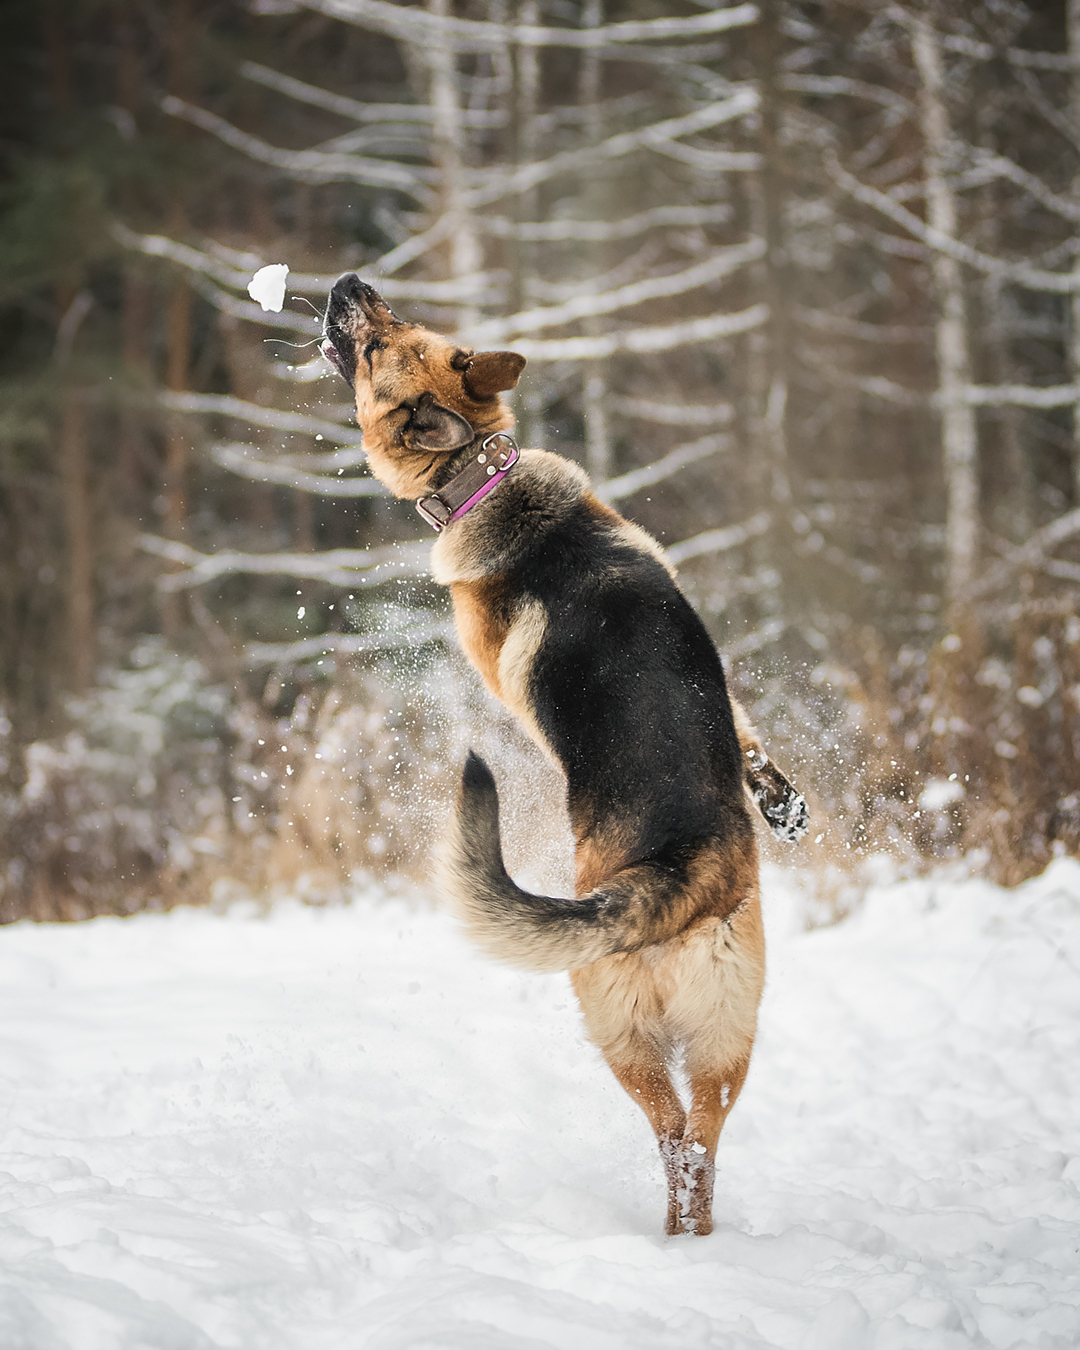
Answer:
[1, 862, 1079, 1350]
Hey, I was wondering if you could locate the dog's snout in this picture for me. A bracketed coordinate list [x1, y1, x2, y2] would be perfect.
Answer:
[326, 275, 400, 331]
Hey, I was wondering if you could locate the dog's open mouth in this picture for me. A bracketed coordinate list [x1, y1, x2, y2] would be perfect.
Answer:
[321, 336, 348, 381]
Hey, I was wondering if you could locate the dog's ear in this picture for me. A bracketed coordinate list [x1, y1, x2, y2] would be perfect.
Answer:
[463, 350, 527, 400]
[402, 393, 474, 452]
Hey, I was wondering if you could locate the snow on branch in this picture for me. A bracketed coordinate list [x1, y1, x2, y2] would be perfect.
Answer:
[292, 0, 758, 53]
[968, 507, 1080, 598]
[117, 225, 320, 334]
[211, 444, 386, 497]
[465, 239, 764, 344]
[481, 202, 734, 243]
[139, 534, 430, 591]
[941, 33, 1080, 72]
[161, 392, 360, 443]
[239, 61, 501, 126]
[961, 382, 1080, 409]
[609, 395, 735, 426]
[596, 433, 732, 504]
[968, 151, 1080, 225]
[510, 302, 769, 361]
[160, 96, 436, 202]
[243, 620, 456, 667]
[666, 510, 772, 565]
[828, 153, 1080, 294]
[464, 89, 759, 210]
[118, 222, 501, 306]
[780, 74, 914, 117]
[649, 142, 760, 173]
[796, 307, 929, 343]
[243, 444, 366, 472]
[797, 346, 929, 407]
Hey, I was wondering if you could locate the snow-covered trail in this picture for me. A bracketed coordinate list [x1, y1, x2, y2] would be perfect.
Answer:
[1, 863, 1079, 1350]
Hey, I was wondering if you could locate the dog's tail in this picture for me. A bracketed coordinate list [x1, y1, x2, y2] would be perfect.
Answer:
[438, 751, 732, 973]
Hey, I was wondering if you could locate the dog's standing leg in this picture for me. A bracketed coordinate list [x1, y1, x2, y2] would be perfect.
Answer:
[664, 1055, 752, 1236]
[572, 963, 691, 1234]
[603, 1042, 690, 1236]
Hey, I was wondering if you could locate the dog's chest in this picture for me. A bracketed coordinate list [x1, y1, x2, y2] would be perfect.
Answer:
[449, 581, 554, 757]
[450, 578, 511, 697]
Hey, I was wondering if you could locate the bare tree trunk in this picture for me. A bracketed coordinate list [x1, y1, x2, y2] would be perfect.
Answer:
[910, 12, 979, 615]
[506, 0, 541, 444]
[1069, 0, 1080, 504]
[752, 0, 791, 512]
[426, 0, 483, 333]
[983, 275, 1031, 544]
[579, 0, 612, 483]
[164, 280, 192, 539]
[60, 393, 94, 692]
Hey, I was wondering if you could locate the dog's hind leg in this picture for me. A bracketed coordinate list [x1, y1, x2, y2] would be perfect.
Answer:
[603, 1042, 691, 1237]
[665, 1055, 752, 1236]
[572, 961, 689, 1233]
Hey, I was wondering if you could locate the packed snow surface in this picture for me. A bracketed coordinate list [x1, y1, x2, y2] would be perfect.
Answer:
[247, 264, 289, 312]
[2, 861, 1079, 1348]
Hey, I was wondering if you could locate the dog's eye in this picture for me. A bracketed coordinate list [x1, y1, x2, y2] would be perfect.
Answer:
[362, 337, 384, 368]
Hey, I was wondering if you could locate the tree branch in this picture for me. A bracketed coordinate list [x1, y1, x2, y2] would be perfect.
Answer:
[828, 151, 1080, 293]
[480, 202, 734, 242]
[509, 302, 769, 361]
[243, 620, 456, 667]
[240, 60, 503, 126]
[666, 510, 772, 564]
[161, 95, 437, 201]
[161, 392, 360, 443]
[596, 432, 732, 503]
[139, 534, 430, 591]
[609, 395, 735, 425]
[466, 239, 764, 343]
[292, 0, 759, 53]
[463, 88, 759, 210]
[211, 443, 386, 496]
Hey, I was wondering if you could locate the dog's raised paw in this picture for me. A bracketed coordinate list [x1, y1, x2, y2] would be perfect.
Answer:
[753, 782, 810, 844]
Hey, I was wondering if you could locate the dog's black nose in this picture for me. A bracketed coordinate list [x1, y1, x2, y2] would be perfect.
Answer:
[327, 275, 400, 327]
[331, 272, 363, 302]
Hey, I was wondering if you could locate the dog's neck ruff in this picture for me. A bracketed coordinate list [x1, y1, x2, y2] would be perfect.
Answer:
[415, 432, 519, 532]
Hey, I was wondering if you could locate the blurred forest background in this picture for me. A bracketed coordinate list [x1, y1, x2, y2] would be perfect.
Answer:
[2, 0, 1079, 923]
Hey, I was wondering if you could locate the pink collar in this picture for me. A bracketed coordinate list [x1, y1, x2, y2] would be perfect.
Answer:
[415, 432, 519, 532]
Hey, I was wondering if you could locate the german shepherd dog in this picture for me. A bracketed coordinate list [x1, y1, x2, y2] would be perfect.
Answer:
[322, 273, 807, 1236]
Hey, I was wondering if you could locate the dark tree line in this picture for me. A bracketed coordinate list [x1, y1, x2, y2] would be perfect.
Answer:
[2, 0, 1078, 921]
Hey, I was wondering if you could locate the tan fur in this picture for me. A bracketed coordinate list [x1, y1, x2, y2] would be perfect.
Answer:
[449, 577, 510, 699]
[495, 598, 553, 759]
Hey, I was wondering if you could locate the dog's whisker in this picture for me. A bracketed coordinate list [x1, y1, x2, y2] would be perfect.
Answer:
[291, 295, 324, 318]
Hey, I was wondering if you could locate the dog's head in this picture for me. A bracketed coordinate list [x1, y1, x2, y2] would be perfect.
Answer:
[322, 273, 526, 498]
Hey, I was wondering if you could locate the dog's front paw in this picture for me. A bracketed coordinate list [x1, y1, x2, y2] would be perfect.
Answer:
[759, 787, 809, 844]
[748, 761, 810, 844]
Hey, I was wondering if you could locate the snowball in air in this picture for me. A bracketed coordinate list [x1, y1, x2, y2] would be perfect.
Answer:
[248, 264, 290, 312]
